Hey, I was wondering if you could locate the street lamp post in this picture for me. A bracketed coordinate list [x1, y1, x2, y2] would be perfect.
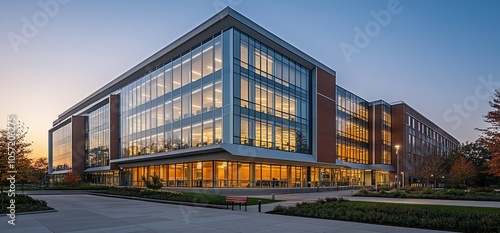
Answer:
[395, 145, 400, 190]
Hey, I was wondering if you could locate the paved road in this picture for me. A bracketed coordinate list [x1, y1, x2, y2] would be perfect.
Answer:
[1, 194, 450, 233]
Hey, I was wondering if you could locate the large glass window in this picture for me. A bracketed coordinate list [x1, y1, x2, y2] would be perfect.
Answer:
[182, 126, 191, 149]
[120, 35, 224, 158]
[191, 47, 202, 82]
[202, 41, 213, 76]
[192, 123, 202, 148]
[86, 104, 110, 168]
[181, 53, 191, 86]
[182, 92, 191, 119]
[191, 88, 202, 116]
[336, 86, 369, 164]
[232, 30, 311, 154]
[173, 96, 181, 121]
[51, 123, 72, 171]
[203, 120, 213, 146]
[215, 80, 222, 109]
[203, 83, 214, 112]
[214, 36, 222, 71]
[173, 58, 181, 90]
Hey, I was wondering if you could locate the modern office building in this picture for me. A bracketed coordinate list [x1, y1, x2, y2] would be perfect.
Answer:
[48, 7, 459, 188]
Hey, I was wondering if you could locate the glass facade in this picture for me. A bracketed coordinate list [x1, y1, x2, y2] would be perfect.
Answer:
[371, 100, 392, 165]
[120, 35, 223, 158]
[336, 86, 369, 164]
[232, 30, 311, 153]
[51, 123, 72, 171]
[86, 104, 110, 168]
[121, 161, 335, 188]
[47, 11, 463, 189]
[406, 114, 458, 161]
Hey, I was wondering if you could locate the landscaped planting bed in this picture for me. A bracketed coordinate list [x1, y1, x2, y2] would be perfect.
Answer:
[270, 197, 500, 233]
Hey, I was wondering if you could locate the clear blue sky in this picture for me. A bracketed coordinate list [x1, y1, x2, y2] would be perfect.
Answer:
[1, 0, 499, 158]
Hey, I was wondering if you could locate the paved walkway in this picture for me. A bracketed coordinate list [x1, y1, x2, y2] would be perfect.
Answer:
[248, 190, 500, 212]
[1, 194, 451, 233]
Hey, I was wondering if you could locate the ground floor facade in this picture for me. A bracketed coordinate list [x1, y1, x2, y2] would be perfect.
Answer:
[78, 160, 391, 188]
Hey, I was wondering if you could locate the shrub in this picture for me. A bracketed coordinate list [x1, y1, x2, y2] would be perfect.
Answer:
[422, 188, 434, 194]
[404, 185, 423, 193]
[377, 184, 391, 191]
[141, 174, 163, 190]
[357, 188, 370, 195]
[0, 193, 53, 213]
[470, 187, 495, 193]
[272, 200, 500, 233]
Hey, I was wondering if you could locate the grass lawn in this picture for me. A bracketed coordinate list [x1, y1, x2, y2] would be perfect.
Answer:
[0, 193, 54, 214]
[96, 188, 278, 206]
[270, 197, 500, 233]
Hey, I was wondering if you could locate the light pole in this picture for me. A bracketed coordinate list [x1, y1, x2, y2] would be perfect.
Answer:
[395, 145, 400, 190]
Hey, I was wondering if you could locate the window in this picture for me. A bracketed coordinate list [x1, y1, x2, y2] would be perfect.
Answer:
[241, 77, 249, 107]
[181, 53, 191, 86]
[165, 63, 173, 93]
[182, 92, 191, 119]
[214, 36, 222, 71]
[173, 97, 181, 121]
[165, 100, 172, 123]
[191, 47, 202, 82]
[192, 123, 202, 147]
[191, 88, 202, 116]
[215, 81, 222, 108]
[202, 41, 213, 76]
[203, 120, 213, 146]
[182, 126, 191, 149]
[215, 118, 222, 144]
[157, 69, 165, 96]
[157, 104, 164, 127]
[173, 58, 181, 90]
[203, 83, 214, 112]
[172, 129, 181, 150]
[241, 118, 249, 144]
[240, 41, 248, 68]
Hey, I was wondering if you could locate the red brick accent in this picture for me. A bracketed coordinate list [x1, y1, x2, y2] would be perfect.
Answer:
[71, 116, 86, 175]
[109, 95, 120, 170]
[316, 68, 336, 163]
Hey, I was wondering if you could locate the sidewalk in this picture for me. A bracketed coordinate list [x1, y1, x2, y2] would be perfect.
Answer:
[248, 190, 500, 212]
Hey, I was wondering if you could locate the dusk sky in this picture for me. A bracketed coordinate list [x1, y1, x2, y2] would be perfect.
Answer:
[1, 0, 499, 159]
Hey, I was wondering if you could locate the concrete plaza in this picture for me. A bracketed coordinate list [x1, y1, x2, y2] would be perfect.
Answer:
[1, 194, 452, 233]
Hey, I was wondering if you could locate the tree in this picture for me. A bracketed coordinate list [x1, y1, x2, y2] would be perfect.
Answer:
[458, 141, 493, 186]
[414, 153, 446, 188]
[477, 90, 500, 177]
[64, 171, 82, 187]
[28, 157, 48, 187]
[0, 121, 33, 204]
[449, 157, 476, 187]
[142, 174, 163, 190]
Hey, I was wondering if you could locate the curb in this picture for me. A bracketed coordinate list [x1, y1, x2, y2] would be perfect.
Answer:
[0, 209, 58, 217]
[88, 193, 229, 210]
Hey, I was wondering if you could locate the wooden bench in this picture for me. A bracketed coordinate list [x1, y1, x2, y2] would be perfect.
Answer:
[225, 196, 248, 211]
